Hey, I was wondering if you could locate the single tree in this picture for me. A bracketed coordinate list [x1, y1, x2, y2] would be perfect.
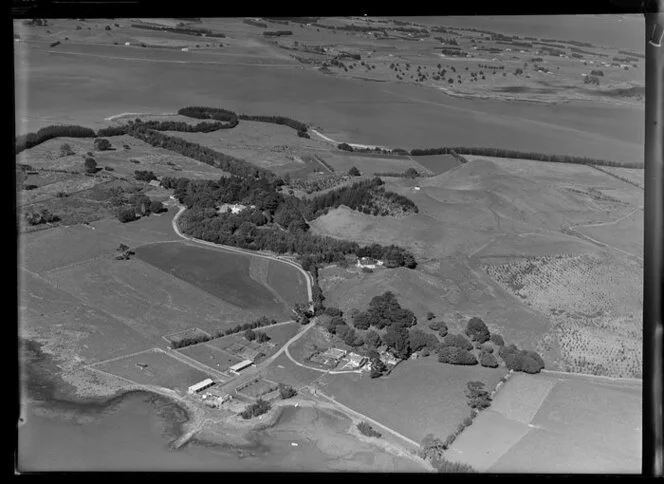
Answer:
[348, 166, 361, 176]
[84, 157, 97, 174]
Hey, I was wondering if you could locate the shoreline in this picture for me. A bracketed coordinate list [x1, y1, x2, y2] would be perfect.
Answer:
[22, 344, 433, 472]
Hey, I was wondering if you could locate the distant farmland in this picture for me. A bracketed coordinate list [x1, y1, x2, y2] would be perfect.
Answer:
[447, 372, 642, 473]
[134, 241, 305, 320]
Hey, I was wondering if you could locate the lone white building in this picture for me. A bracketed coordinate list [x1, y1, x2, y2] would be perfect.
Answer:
[188, 378, 214, 395]
[229, 359, 253, 374]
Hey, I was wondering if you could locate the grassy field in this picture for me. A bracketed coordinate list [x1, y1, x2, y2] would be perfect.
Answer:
[317, 152, 432, 176]
[134, 241, 294, 320]
[408, 154, 460, 175]
[262, 352, 324, 389]
[317, 357, 507, 444]
[177, 344, 243, 373]
[576, 209, 643, 258]
[266, 260, 309, 308]
[447, 372, 642, 473]
[94, 349, 209, 391]
[40, 256, 264, 341]
[483, 253, 642, 377]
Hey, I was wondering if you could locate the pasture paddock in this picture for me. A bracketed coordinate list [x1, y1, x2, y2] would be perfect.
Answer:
[134, 241, 294, 320]
[177, 344, 243, 373]
[317, 357, 507, 443]
[447, 372, 641, 473]
[93, 348, 210, 391]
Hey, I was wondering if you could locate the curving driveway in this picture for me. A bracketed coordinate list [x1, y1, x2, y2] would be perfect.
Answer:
[171, 204, 313, 305]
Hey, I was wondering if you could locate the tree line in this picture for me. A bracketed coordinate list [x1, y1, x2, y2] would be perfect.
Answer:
[237, 114, 309, 138]
[16, 125, 97, 154]
[170, 316, 279, 349]
[410, 146, 642, 169]
[127, 125, 275, 180]
[98, 119, 236, 137]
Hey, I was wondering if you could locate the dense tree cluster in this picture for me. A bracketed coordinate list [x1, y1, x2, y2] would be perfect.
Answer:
[306, 177, 419, 218]
[437, 346, 478, 365]
[407, 328, 440, 353]
[465, 317, 490, 343]
[237, 113, 308, 137]
[24, 208, 59, 226]
[352, 292, 417, 331]
[16, 125, 96, 154]
[240, 398, 271, 419]
[177, 106, 238, 123]
[466, 381, 492, 410]
[410, 146, 641, 168]
[440, 333, 473, 351]
[499, 345, 545, 373]
[168, 174, 418, 269]
[134, 170, 157, 182]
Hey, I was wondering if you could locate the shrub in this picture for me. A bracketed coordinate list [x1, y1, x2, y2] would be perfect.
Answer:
[490, 333, 505, 346]
[337, 142, 353, 152]
[357, 421, 381, 438]
[480, 353, 498, 368]
[104, 166, 114, 171]
[323, 307, 343, 317]
[426, 311, 435, 320]
[117, 207, 139, 223]
[134, 170, 157, 182]
[465, 317, 490, 343]
[441, 333, 473, 351]
[84, 158, 98, 174]
[59, 143, 74, 157]
[94, 138, 112, 151]
[428, 320, 445, 331]
[149, 200, 166, 213]
[244, 329, 256, 341]
[466, 381, 492, 409]
[348, 166, 361, 176]
[438, 346, 477, 365]
[278, 383, 297, 399]
[24, 209, 59, 225]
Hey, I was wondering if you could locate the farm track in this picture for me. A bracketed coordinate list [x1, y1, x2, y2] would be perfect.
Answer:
[311, 388, 422, 450]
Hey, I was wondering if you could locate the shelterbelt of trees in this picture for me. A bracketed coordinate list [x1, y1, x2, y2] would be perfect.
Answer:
[410, 146, 642, 168]
[163, 174, 418, 269]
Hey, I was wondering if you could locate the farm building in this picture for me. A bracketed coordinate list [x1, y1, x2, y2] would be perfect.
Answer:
[347, 353, 367, 367]
[356, 257, 383, 269]
[322, 347, 347, 360]
[378, 350, 400, 367]
[229, 359, 254, 374]
[218, 203, 249, 215]
[188, 378, 214, 395]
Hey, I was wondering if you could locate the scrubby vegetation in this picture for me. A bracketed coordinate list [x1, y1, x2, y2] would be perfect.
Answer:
[357, 421, 382, 438]
[240, 398, 271, 419]
[278, 383, 297, 399]
[24, 208, 60, 226]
